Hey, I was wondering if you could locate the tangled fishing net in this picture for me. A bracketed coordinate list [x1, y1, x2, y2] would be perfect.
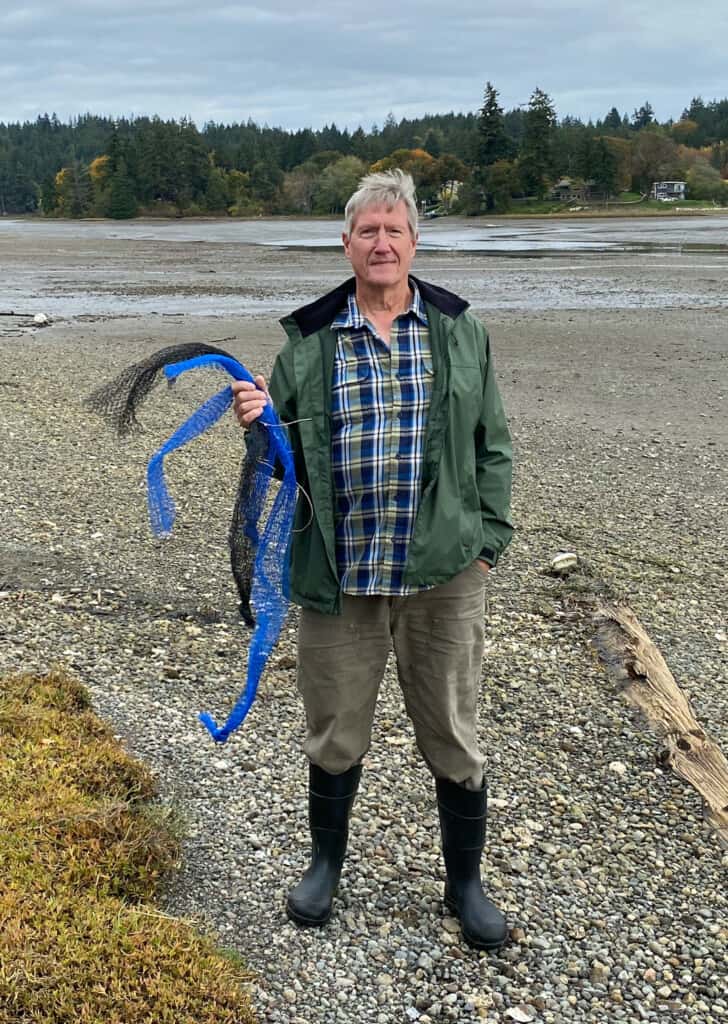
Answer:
[87, 342, 297, 742]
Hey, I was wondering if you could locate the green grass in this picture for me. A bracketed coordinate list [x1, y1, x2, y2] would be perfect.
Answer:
[497, 195, 726, 218]
[0, 669, 257, 1024]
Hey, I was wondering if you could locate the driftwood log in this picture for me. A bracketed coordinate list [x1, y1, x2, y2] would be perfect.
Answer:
[593, 601, 728, 847]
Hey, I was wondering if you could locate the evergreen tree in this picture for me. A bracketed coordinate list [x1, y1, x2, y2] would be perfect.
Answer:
[381, 112, 399, 149]
[503, 108, 526, 151]
[477, 82, 512, 168]
[0, 151, 9, 215]
[683, 96, 706, 123]
[592, 138, 618, 196]
[554, 119, 589, 178]
[108, 158, 137, 218]
[519, 88, 557, 198]
[282, 128, 317, 169]
[39, 176, 56, 214]
[0, 152, 37, 212]
[350, 127, 371, 161]
[682, 97, 711, 146]
[205, 164, 230, 212]
[602, 107, 622, 132]
[422, 129, 442, 158]
[134, 117, 167, 205]
[107, 122, 122, 174]
[177, 118, 209, 207]
[632, 102, 655, 130]
[575, 132, 597, 180]
[249, 159, 283, 208]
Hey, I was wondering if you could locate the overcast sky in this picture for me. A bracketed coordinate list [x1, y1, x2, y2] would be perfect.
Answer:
[3, 1, 726, 130]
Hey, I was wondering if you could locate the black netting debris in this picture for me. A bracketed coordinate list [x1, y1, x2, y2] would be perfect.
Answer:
[86, 342, 233, 436]
[86, 342, 298, 741]
[86, 342, 276, 628]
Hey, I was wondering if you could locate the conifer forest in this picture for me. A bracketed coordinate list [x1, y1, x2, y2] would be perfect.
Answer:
[1, 87, 727, 218]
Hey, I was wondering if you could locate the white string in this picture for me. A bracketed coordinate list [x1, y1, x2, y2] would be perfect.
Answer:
[254, 415, 316, 532]
[261, 416, 313, 428]
[292, 481, 314, 533]
[255, 458, 315, 533]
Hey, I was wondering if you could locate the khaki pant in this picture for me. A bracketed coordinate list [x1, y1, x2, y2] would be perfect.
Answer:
[296, 562, 488, 790]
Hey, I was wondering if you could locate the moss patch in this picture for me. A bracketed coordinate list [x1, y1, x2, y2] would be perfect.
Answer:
[0, 669, 256, 1024]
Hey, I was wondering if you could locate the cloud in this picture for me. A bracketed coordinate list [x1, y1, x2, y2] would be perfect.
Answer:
[1, 0, 726, 128]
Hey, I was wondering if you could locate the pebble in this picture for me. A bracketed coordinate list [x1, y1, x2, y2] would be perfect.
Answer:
[504, 1008, 535, 1022]
[591, 960, 611, 983]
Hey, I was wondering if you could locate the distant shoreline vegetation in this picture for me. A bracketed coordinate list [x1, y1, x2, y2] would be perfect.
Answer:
[1, 88, 727, 219]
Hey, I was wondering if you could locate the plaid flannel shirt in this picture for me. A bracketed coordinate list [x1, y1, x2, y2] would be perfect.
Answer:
[330, 284, 433, 595]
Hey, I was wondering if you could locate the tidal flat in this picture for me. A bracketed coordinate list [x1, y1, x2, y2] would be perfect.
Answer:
[1, 219, 726, 1023]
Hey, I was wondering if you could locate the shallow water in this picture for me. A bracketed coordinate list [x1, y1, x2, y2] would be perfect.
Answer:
[2, 213, 727, 252]
[2, 215, 727, 317]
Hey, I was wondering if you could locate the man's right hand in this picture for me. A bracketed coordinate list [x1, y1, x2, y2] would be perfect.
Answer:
[231, 376, 269, 427]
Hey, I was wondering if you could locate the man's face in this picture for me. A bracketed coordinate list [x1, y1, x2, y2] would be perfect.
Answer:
[342, 200, 417, 290]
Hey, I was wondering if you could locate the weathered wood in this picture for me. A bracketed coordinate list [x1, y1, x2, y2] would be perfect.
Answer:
[593, 601, 728, 847]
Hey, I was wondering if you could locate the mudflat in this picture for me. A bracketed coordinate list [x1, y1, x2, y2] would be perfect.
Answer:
[1, 223, 726, 1022]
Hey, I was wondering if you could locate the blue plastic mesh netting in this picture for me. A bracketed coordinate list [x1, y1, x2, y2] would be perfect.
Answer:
[87, 343, 297, 743]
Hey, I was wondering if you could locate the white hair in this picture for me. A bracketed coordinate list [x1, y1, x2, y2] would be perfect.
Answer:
[344, 169, 418, 238]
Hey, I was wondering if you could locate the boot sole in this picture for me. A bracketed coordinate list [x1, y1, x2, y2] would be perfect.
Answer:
[444, 895, 507, 952]
[285, 899, 332, 928]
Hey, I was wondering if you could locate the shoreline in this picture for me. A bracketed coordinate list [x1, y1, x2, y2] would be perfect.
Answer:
[3, 221, 727, 324]
[4, 204, 728, 226]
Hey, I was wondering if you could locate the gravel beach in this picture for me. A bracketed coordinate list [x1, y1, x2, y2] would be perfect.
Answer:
[1, 222, 727, 1023]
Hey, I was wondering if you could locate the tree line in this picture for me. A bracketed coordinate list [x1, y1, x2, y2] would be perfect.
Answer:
[1, 89, 727, 218]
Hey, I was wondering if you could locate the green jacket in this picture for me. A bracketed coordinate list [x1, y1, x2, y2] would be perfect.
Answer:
[270, 275, 513, 615]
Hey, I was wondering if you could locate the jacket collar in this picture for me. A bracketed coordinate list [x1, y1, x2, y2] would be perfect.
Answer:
[284, 275, 469, 338]
[331, 280, 428, 331]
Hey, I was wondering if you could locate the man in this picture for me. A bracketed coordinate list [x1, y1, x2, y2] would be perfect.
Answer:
[232, 169, 513, 951]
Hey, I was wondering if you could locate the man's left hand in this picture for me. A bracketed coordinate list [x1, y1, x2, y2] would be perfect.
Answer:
[474, 559, 490, 576]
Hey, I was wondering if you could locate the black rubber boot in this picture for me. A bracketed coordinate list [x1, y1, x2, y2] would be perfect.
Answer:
[286, 763, 362, 927]
[436, 777, 507, 951]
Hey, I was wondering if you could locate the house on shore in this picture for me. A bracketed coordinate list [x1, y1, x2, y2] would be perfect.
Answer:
[650, 181, 686, 201]
[549, 177, 602, 202]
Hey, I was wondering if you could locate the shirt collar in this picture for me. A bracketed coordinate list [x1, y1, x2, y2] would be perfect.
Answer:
[331, 280, 428, 330]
